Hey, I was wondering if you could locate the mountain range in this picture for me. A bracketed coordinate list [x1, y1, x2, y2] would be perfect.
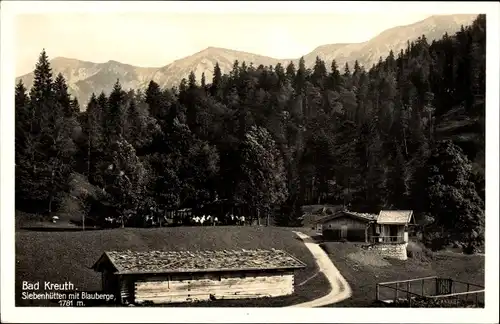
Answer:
[16, 14, 478, 109]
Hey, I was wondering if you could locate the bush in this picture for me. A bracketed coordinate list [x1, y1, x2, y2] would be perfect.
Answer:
[463, 244, 478, 255]
[407, 240, 434, 261]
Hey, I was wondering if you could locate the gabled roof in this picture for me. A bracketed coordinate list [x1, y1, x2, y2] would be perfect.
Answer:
[92, 249, 306, 275]
[377, 210, 414, 225]
[316, 210, 377, 224]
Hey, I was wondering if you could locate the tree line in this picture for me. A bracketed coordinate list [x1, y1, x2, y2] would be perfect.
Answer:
[15, 15, 485, 251]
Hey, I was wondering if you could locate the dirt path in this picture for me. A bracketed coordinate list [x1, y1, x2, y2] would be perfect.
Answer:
[287, 231, 352, 307]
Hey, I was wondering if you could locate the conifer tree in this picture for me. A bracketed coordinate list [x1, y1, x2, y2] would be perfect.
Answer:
[106, 80, 126, 139]
[201, 72, 206, 88]
[285, 61, 296, 81]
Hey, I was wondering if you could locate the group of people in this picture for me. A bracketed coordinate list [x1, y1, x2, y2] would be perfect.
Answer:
[188, 213, 246, 226]
[190, 214, 218, 226]
[228, 214, 246, 226]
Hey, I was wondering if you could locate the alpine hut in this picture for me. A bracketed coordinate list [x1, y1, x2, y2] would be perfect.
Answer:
[92, 249, 306, 305]
[315, 209, 378, 242]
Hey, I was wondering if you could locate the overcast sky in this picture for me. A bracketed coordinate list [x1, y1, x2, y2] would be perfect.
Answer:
[14, 11, 440, 76]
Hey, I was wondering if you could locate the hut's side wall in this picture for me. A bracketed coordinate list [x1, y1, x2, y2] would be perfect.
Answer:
[133, 270, 295, 304]
[322, 216, 368, 241]
[119, 276, 135, 304]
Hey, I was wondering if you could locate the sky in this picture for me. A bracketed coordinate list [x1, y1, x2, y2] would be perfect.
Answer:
[14, 12, 435, 76]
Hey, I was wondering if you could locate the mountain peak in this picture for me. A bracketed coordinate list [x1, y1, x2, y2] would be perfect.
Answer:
[16, 14, 478, 111]
[197, 46, 234, 55]
[51, 56, 81, 63]
[106, 59, 122, 65]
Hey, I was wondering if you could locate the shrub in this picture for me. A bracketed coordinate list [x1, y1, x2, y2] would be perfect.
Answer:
[463, 244, 478, 255]
[407, 240, 434, 261]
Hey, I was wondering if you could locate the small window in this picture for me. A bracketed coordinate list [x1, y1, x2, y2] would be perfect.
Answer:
[328, 224, 332, 228]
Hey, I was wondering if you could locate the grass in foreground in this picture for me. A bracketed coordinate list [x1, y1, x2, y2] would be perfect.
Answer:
[15, 226, 330, 307]
[320, 242, 485, 307]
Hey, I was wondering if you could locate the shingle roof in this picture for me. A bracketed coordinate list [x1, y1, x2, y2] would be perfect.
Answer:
[92, 249, 306, 275]
[344, 211, 378, 221]
[377, 210, 414, 224]
[316, 210, 377, 224]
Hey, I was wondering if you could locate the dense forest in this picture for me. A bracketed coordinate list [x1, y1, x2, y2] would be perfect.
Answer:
[15, 15, 485, 252]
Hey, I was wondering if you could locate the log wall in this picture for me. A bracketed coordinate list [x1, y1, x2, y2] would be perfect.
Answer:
[322, 216, 368, 241]
[132, 271, 294, 304]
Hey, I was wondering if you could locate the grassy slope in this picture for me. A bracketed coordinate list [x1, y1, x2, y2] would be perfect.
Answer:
[15, 226, 330, 307]
[320, 242, 485, 307]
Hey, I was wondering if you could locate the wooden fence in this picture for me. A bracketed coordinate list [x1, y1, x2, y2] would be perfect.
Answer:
[376, 276, 484, 308]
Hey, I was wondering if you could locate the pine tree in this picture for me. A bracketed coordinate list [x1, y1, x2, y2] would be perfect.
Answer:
[211, 62, 223, 98]
[53, 73, 72, 118]
[145, 80, 162, 119]
[82, 93, 104, 183]
[328, 60, 342, 92]
[22, 50, 76, 214]
[29, 49, 53, 121]
[285, 61, 296, 81]
[106, 79, 126, 139]
[70, 98, 80, 115]
[15, 80, 31, 163]
[188, 71, 197, 89]
[311, 56, 327, 88]
[230, 60, 240, 80]
[201, 72, 206, 88]
[124, 97, 142, 148]
[274, 63, 286, 86]
[294, 57, 307, 94]
[15, 80, 39, 210]
[343, 62, 351, 78]
[386, 145, 408, 208]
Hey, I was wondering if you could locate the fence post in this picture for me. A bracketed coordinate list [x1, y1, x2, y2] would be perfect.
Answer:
[395, 282, 399, 301]
[465, 284, 470, 303]
[376, 284, 379, 301]
[421, 279, 425, 296]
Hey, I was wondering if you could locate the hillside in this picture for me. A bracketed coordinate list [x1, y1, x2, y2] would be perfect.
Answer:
[15, 226, 330, 306]
[15, 14, 478, 108]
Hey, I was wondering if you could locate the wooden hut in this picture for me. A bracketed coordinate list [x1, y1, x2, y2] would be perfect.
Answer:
[316, 210, 378, 242]
[92, 249, 306, 305]
[373, 210, 415, 243]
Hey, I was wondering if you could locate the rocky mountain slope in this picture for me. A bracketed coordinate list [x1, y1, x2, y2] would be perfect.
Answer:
[150, 46, 290, 89]
[16, 14, 478, 109]
[302, 14, 478, 68]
